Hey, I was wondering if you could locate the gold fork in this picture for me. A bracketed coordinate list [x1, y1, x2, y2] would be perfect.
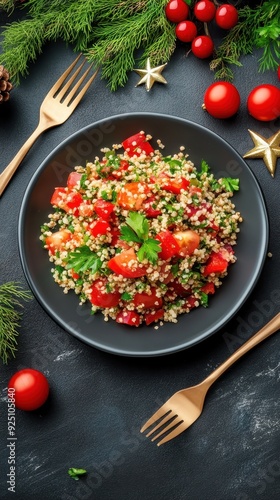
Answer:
[141, 312, 280, 446]
[0, 54, 98, 196]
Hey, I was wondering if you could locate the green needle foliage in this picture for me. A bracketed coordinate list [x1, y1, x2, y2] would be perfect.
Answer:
[210, 1, 280, 80]
[0, 0, 278, 89]
[0, 282, 32, 364]
[0, 0, 175, 90]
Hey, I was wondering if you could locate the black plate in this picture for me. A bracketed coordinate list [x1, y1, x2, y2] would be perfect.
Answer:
[18, 113, 269, 357]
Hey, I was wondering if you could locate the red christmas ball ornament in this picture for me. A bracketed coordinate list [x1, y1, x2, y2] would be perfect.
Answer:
[191, 35, 214, 59]
[202, 81, 241, 119]
[215, 4, 238, 29]
[8, 368, 50, 411]
[165, 0, 189, 23]
[176, 20, 197, 43]
[194, 1, 216, 22]
[247, 84, 280, 121]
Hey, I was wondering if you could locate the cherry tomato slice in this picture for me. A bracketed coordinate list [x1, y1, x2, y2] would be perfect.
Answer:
[108, 248, 147, 278]
[90, 279, 120, 308]
[201, 282, 215, 294]
[67, 172, 82, 189]
[8, 368, 49, 411]
[143, 195, 162, 218]
[173, 230, 200, 256]
[116, 310, 141, 327]
[45, 229, 72, 254]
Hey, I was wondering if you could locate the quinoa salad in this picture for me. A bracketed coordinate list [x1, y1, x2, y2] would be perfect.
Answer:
[40, 131, 242, 328]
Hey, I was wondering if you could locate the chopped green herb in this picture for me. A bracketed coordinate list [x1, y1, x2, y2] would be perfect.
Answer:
[68, 468, 87, 481]
[120, 212, 161, 264]
[221, 178, 240, 192]
[121, 292, 132, 301]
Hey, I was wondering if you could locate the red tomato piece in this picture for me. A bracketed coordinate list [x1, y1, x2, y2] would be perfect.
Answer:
[108, 248, 147, 278]
[155, 230, 180, 260]
[50, 187, 67, 207]
[45, 229, 71, 254]
[78, 200, 95, 217]
[144, 309, 164, 325]
[143, 195, 162, 218]
[94, 199, 115, 219]
[162, 177, 190, 194]
[90, 279, 120, 308]
[201, 282, 215, 294]
[65, 191, 83, 209]
[169, 280, 192, 297]
[184, 295, 198, 310]
[67, 172, 82, 189]
[117, 182, 151, 210]
[173, 230, 200, 256]
[112, 160, 130, 178]
[122, 132, 154, 157]
[133, 288, 163, 309]
[8, 368, 49, 411]
[203, 251, 228, 276]
[116, 310, 141, 327]
[89, 219, 111, 237]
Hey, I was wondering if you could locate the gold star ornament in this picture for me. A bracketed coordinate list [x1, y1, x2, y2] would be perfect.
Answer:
[134, 58, 167, 91]
[243, 129, 280, 177]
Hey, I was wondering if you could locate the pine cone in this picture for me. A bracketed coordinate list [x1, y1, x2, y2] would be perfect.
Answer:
[0, 65, 13, 103]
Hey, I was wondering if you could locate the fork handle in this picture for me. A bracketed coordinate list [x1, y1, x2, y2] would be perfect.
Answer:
[0, 123, 45, 196]
[202, 312, 280, 389]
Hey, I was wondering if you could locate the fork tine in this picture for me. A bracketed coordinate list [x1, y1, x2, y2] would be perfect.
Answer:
[55, 60, 87, 101]
[46, 54, 82, 98]
[156, 422, 186, 447]
[67, 67, 99, 110]
[145, 412, 176, 437]
[150, 417, 183, 442]
[140, 405, 171, 433]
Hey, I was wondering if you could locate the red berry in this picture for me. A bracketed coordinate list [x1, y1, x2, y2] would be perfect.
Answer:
[203, 82, 241, 119]
[175, 20, 198, 43]
[191, 36, 214, 59]
[194, 1, 216, 22]
[165, 0, 189, 23]
[215, 4, 238, 29]
[247, 84, 280, 121]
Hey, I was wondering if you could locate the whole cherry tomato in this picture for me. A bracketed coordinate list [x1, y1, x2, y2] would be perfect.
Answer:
[247, 84, 280, 121]
[203, 82, 240, 119]
[8, 368, 50, 411]
[194, 0, 216, 22]
[165, 0, 189, 23]
[191, 35, 214, 59]
[215, 4, 238, 29]
[175, 20, 197, 43]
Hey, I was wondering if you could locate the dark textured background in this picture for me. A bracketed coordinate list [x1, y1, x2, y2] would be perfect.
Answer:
[0, 3, 280, 500]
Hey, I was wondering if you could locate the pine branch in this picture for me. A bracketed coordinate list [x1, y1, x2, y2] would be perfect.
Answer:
[211, 2, 280, 80]
[0, 282, 32, 364]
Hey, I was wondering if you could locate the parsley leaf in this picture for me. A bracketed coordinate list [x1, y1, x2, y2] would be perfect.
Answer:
[126, 212, 149, 240]
[121, 292, 132, 301]
[137, 239, 161, 264]
[120, 212, 161, 264]
[65, 246, 102, 274]
[221, 178, 239, 192]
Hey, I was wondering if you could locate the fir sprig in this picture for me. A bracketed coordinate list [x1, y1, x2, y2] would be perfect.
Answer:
[210, 1, 280, 80]
[0, 282, 32, 364]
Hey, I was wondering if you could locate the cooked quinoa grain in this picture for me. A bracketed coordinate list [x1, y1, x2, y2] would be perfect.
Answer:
[40, 132, 242, 328]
